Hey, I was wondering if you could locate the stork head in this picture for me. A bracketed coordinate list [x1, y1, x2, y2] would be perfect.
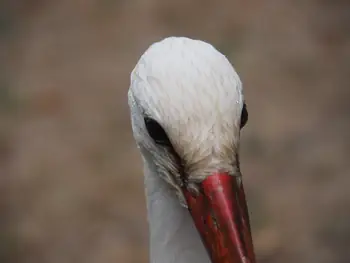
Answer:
[128, 37, 256, 263]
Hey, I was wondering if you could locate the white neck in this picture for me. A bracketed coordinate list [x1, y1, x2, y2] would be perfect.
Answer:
[143, 159, 211, 263]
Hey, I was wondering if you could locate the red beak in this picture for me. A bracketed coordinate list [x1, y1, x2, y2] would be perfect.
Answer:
[183, 173, 256, 263]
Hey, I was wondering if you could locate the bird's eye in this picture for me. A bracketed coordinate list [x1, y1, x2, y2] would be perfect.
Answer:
[240, 103, 248, 129]
[144, 117, 172, 146]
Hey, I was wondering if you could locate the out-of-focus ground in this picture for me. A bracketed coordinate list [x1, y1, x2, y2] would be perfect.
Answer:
[1, 1, 350, 263]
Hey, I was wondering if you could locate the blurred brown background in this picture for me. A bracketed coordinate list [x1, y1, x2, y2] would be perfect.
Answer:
[1, 1, 350, 263]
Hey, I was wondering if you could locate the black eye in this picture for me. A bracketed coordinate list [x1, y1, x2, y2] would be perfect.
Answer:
[240, 103, 248, 129]
[144, 117, 172, 146]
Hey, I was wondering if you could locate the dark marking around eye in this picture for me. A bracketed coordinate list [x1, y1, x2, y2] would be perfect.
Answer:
[144, 117, 173, 146]
[144, 116, 187, 185]
[240, 103, 248, 129]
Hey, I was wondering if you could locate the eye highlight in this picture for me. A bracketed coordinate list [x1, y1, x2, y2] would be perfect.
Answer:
[144, 117, 172, 146]
[240, 103, 248, 129]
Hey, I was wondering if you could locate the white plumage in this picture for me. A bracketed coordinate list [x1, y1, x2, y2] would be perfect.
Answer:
[128, 37, 250, 263]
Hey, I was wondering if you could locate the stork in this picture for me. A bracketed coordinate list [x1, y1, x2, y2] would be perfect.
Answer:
[128, 37, 256, 263]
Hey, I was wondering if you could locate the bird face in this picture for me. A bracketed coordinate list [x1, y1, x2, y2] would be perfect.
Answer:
[129, 37, 256, 263]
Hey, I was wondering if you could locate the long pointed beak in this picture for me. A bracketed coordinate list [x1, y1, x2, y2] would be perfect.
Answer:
[183, 173, 256, 263]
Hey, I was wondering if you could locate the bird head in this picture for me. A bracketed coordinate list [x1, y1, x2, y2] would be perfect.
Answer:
[128, 37, 256, 263]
